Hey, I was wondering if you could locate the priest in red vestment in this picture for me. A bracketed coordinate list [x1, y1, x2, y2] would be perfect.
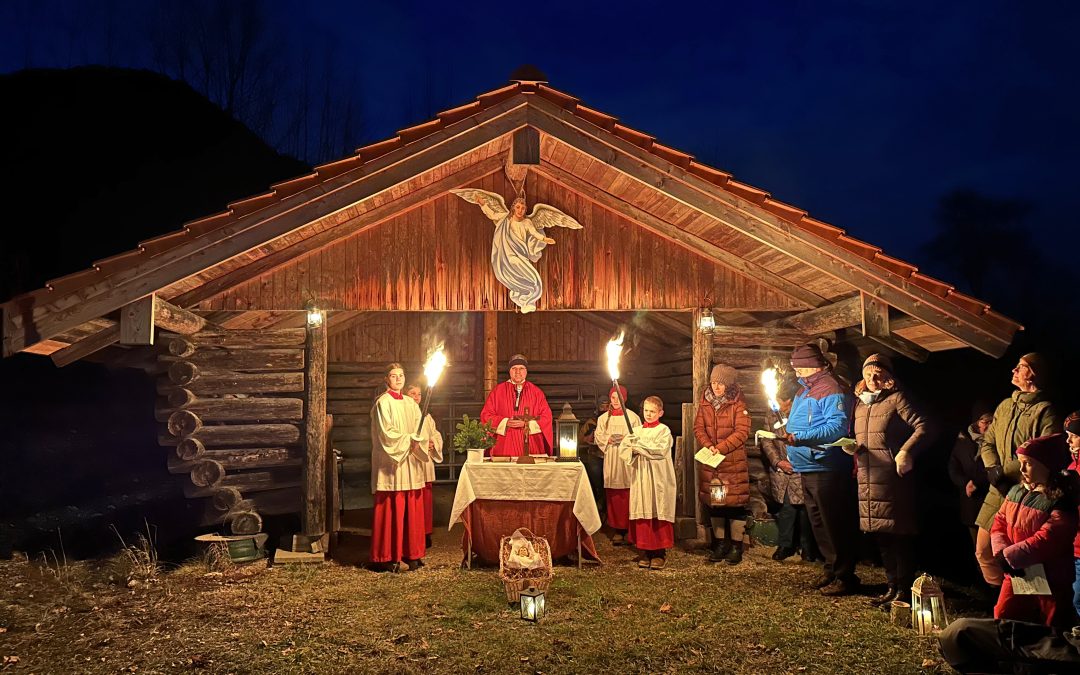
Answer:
[480, 354, 553, 457]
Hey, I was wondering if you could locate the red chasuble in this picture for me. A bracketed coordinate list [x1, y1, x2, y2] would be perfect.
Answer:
[480, 380, 553, 456]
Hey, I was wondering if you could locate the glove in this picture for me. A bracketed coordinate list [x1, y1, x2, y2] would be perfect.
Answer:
[894, 450, 913, 476]
[986, 465, 1015, 494]
[994, 552, 1025, 578]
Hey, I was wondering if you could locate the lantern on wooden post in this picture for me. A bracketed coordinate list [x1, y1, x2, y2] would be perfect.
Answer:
[910, 574, 948, 635]
[305, 301, 324, 328]
[519, 586, 546, 622]
[698, 307, 715, 332]
[556, 403, 579, 461]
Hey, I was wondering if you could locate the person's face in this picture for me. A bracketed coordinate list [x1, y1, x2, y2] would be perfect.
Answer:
[1019, 455, 1051, 487]
[709, 381, 726, 397]
[512, 201, 526, 219]
[1012, 360, 1035, 389]
[386, 368, 405, 393]
[977, 418, 991, 435]
[793, 366, 824, 379]
[406, 386, 422, 404]
[1067, 431, 1080, 456]
[862, 365, 889, 393]
[608, 391, 622, 410]
[642, 401, 662, 424]
[509, 365, 528, 385]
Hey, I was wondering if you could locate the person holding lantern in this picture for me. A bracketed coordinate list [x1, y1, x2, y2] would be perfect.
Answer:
[370, 363, 430, 572]
[784, 342, 860, 596]
[990, 433, 1078, 628]
[694, 363, 752, 564]
[594, 385, 642, 546]
[619, 395, 676, 570]
[480, 354, 553, 457]
[976, 353, 1060, 591]
[850, 353, 936, 607]
[759, 372, 821, 562]
[405, 383, 444, 549]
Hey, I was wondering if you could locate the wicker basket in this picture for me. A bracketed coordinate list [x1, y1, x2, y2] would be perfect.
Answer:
[498, 528, 553, 603]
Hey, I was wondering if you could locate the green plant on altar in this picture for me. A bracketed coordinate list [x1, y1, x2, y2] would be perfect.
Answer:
[452, 414, 496, 453]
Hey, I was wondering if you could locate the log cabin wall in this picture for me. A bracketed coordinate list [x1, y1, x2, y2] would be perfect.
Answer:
[199, 171, 804, 313]
[155, 328, 309, 534]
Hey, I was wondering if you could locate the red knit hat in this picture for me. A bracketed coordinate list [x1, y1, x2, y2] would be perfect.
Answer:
[1065, 411, 1080, 436]
[1017, 434, 1071, 473]
[609, 384, 628, 402]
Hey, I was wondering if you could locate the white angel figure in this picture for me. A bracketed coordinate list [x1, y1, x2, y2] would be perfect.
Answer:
[451, 189, 582, 313]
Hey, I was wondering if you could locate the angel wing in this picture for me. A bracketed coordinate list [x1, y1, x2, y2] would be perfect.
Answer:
[450, 188, 508, 222]
[527, 203, 583, 230]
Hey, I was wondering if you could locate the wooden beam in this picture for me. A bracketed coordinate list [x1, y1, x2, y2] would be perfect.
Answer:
[643, 311, 693, 339]
[710, 324, 811, 347]
[120, 295, 156, 345]
[483, 311, 497, 395]
[526, 97, 1014, 356]
[303, 310, 328, 537]
[3, 97, 529, 356]
[51, 324, 121, 367]
[781, 295, 862, 335]
[512, 127, 540, 165]
[861, 292, 890, 338]
[534, 163, 824, 309]
[869, 334, 930, 363]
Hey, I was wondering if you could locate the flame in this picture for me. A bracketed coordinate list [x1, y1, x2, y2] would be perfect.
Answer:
[423, 345, 448, 388]
[605, 332, 624, 381]
[760, 367, 780, 412]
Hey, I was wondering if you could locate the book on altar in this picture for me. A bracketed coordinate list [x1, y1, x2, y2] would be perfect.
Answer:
[694, 447, 726, 468]
[1011, 564, 1052, 595]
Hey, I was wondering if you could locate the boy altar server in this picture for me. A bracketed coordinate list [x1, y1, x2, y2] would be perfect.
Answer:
[620, 395, 676, 570]
[594, 384, 641, 546]
[370, 363, 430, 571]
[406, 383, 444, 549]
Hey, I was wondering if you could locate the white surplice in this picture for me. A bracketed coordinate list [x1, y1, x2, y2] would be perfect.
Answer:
[370, 392, 429, 493]
[619, 423, 676, 523]
[593, 410, 641, 490]
[420, 413, 444, 483]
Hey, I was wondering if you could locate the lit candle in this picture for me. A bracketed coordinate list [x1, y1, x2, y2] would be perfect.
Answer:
[560, 437, 577, 459]
[919, 609, 932, 634]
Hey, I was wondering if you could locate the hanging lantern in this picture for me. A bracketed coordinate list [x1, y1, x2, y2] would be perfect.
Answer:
[519, 586, 546, 622]
[910, 574, 949, 635]
[698, 307, 715, 332]
[556, 402, 579, 461]
[708, 479, 727, 505]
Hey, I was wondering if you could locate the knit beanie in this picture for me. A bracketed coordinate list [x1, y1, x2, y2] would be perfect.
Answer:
[1016, 434, 1071, 473]
[609, 384, 628, 402]
[790, 343, 829, 369]
[1064, 411, 1080, 436]
[1020, 353, 1045, 385]
[710, 364, 737, 386]
[508, 354, 528, 368]
[862, 353, 894, 374]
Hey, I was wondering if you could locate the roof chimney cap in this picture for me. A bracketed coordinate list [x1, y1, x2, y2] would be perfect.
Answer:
[509, 65, 548, 85]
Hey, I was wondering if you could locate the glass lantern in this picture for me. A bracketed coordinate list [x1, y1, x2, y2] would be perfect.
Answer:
[519, 586, 546, 622]
[910, 574, 949, 635]
[708, 479, 728, 506]
[556, 402, 579, 461]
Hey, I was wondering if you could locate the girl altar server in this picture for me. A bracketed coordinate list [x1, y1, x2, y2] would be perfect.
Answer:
[593, 384, 642, 546]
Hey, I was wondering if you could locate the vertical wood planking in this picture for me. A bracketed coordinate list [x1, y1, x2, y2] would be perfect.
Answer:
[303, 312, 328, 536]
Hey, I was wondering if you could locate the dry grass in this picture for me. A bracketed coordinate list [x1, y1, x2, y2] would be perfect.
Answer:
[0, 531, 955, 674]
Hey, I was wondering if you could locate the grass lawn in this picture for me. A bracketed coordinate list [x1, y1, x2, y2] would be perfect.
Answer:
[0, 530, 956, 674]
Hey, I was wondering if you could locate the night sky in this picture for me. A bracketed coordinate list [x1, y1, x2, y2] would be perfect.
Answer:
[3, 0, 1079, 278]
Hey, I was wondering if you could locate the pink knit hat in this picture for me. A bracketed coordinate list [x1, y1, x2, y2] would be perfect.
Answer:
[1016, 434, 1071, 473]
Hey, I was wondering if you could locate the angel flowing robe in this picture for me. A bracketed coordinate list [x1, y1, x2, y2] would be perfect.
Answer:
[620, 422, 676, 550]
[480, 380, 553, 457]
[370, 391, 429, 562]
[491, 215, 548, 312]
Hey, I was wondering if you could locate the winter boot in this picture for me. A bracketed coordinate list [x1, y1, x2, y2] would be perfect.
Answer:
[724, 542, 743, 565]
[707, 537, 731, 563]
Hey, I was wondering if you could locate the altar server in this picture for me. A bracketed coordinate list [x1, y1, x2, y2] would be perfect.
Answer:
[620, 396, 676, 570]
[594, 384, 641, 546]
[406, 383, 444, 549]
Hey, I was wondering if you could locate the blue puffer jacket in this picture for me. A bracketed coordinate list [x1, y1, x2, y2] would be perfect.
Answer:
[785, 369, 853, 473]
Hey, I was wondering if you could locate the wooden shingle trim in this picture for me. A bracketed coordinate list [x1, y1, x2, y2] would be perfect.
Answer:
[574, 104, 618, 131]
[92, 249, 144, 276]
[835, 235, 881, 260]
[651, 142, 693, 169]
[724, 180, 769, 204]
[909, 272, 953, 298]
[227, 191, 279, 218]
[762, 198, 807, 222]
[613, 124, 655, 149]
[946, 289, 990, 317]
[138, 229, 193, 257]
[873, 252, 917, 278]
[356, 137, 403, 163]
[798, 216, 845, 240]
[270, 173, 321, 199]
[437, 100, 482, 126]
[688, 161, 731, 186]
[313, 154, 362, 181]
[397, 118, 445, 145]
[45, 268, 101, 295]
[477, 83, 522, 107]
[185, 210, 236, 237]
[535, 84, 579, 109]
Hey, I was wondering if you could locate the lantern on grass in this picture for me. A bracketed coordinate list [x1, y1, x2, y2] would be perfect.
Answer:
[910, 574, 949, 635]
[519, 586, 546, 622]
[556, 402, 579, 461]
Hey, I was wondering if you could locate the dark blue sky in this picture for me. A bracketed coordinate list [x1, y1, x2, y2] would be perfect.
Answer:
[3, 0, 1078, 276]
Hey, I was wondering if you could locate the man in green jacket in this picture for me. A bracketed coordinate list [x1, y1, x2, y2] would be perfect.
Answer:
[974, 353, 1059, 589]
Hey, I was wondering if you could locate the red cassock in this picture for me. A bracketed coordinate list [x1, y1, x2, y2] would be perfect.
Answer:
[480, 380, 553, 456]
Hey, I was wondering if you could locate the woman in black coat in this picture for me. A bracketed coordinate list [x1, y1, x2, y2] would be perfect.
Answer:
[948, 412, 992, 546]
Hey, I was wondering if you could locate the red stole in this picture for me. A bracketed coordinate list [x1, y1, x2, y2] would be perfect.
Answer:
[480, 380, 553, 456]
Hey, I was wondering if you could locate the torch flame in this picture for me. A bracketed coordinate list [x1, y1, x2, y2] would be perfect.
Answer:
[761, 367, 780, 412]
[606, 332, 624, 381]
[423, 345, 448, 388]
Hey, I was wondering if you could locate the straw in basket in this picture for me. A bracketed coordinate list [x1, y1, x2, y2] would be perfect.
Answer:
[499, 527, 553, 603]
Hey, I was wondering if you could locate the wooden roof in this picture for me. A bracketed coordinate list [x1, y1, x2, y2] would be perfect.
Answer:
[1, 80, 1021, 362]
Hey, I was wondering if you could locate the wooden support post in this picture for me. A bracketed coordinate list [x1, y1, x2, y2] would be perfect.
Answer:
[676, 310, 711, 538]
[512, 127, 540, 165]
[120, 295, 156, 345]
[302, 311, 328, 537]
[861, 292, 890, 338]
[483, 311, 498, 395]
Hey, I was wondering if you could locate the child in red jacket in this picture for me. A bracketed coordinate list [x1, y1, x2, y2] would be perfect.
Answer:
[1065, 412, 1080, 619]
[991, 434, 1079, 628]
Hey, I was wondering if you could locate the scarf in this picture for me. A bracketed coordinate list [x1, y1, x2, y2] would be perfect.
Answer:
[704, 383, 741, 411]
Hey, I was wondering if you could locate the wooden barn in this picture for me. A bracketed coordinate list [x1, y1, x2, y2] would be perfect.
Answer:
[1, 70, 1019, 548]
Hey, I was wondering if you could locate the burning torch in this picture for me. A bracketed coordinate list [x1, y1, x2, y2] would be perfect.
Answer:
[415, 345, 448, 436]
[760, 366, 787, 429]
[605, 332, 637, 432]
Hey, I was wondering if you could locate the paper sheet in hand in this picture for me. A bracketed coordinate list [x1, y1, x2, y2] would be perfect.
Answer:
[755, 430, 778, 440]
[826, 437, 858, 449]
[1010, 563, 1052, 595]
[694, 447, 726, 468]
